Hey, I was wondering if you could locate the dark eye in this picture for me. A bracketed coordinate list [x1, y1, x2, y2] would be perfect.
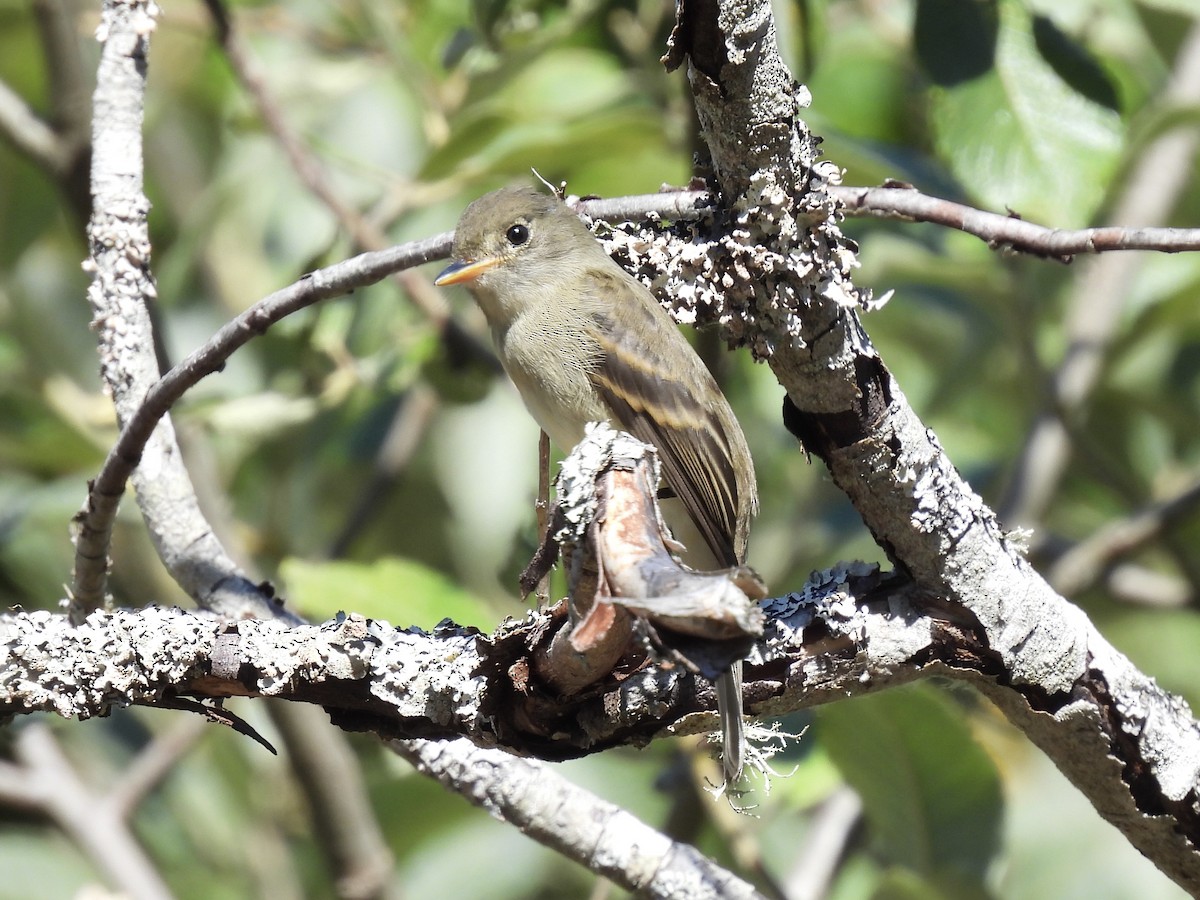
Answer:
[506, 223, 529, 246]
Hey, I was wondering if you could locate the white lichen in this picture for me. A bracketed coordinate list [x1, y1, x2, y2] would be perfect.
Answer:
[589, 170, 875, 361]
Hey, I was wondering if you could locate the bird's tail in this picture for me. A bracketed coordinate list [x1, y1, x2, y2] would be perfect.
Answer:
[716, 662, 744, 781]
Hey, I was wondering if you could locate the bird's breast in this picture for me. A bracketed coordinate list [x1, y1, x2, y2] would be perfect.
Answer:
[494, 311, 610, 451]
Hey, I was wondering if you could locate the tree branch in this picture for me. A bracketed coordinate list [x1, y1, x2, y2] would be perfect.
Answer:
[4, 560, 1198, 882]
[33, 0, 92, 217]
[74, 0, 276, 621]
[11, 723, 174, 900]
[1043, 474, 1200, 599]
[106, 715, 208, 822]
[830, 183, 1200, 258]
[783, 787, 861, 900]
[268, 702, 395, 900]
[0, 0, 89, 199]
[668, 0, 1200, 891]
[71, 231, 452, 612]
[393, 737, 768, 899]
[201, 0, 499, 374]
[0, 79, 69, 174]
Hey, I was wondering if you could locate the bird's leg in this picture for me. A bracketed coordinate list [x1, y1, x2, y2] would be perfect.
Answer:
[518, 500, 562, 601]
[534, 428, 552, 609]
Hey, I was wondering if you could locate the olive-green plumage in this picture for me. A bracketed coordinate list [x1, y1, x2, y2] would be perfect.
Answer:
[436, 187, 757, 778]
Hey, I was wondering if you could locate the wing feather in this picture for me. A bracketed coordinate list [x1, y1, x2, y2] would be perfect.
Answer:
[582, 268, 756, 567]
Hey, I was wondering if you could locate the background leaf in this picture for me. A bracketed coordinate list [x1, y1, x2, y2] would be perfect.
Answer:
[280, 556, 496, 626]
[818, 685, 1003, 885]
[927, 0, 1123, 226]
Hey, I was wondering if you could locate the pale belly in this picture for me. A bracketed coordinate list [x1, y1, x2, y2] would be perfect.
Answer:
[496, 320, 609, 452]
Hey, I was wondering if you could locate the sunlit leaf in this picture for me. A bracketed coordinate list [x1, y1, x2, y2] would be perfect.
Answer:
[928, 0, 1122, 226]
[280, 556, 495, 627]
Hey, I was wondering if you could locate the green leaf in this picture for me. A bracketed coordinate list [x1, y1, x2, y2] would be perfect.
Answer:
[927, 0, 1123, 227]
[280, 556, 495, 628]
[806, 29, 918, 144]
[914, 0, 999, 86]
[491, 48, 629, 119]
[422, 47, 664, 189]
[1031, 14, 1120, 111]
[817, 684, 1003, 882]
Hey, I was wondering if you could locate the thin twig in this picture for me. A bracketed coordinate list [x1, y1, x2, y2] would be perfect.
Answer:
[70, 232, 450, 609]
[594, 184, 1200, 260]
[107, 715, 210, 821]
[1045, 475, 1200, 598]
[573, 190, 713, 221]
[0, 79, 68, 173]
[784, 787, 862, 900]
[590, 183, 1200, 261]
[830, 184, 1200, 258]
[201, 0, 499, 372]
[14, 724, 174, 900]
[1104, 563, 1192, 608]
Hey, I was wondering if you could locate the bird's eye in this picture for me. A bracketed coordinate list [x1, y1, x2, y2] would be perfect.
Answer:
[506, 223, 530, 246]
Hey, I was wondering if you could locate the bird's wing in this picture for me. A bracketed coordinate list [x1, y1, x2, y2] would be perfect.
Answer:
[582, 268, 751, 567]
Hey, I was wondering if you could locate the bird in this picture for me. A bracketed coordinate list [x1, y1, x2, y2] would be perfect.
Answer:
[435, 186, 758, 780]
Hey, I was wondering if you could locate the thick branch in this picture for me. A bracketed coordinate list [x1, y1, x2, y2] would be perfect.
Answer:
[672, 0, 1200, 891]
[3, 564, 1197, 872]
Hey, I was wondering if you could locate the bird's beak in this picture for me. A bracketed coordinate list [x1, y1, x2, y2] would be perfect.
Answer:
[434, 256, 502, 286]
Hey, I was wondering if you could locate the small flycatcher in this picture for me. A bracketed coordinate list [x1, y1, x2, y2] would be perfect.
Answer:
[435, 187, 758, 780]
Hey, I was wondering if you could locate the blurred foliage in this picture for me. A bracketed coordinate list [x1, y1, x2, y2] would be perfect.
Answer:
[818, 686, 1003, 889]
[0, 0, 1197, 897]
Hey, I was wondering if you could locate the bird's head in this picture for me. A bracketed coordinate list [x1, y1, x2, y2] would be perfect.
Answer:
[434, 187, 600, 306]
